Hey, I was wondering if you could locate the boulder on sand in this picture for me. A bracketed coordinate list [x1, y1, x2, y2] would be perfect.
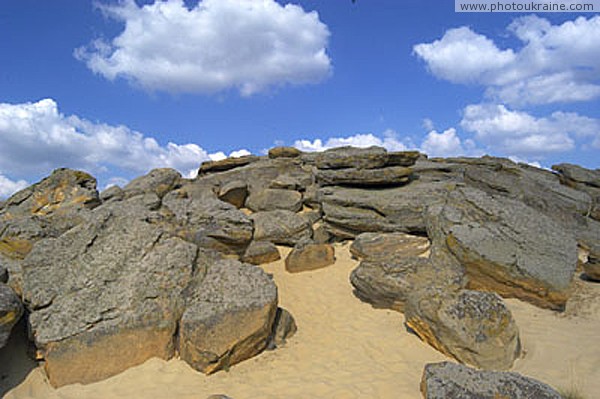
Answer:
[0, 283, 23, 349]
[350, 232, 430, 261]
[285, 241, 335, 273]
[242, 241, 281, 265]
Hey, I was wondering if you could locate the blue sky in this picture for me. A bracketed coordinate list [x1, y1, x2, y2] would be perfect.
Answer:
[1, 0, 599, 197]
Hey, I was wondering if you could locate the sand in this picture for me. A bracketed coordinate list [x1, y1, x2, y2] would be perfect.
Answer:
[2, 242, 599, 399]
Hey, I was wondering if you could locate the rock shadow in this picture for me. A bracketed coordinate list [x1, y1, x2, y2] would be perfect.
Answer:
[0, 316, 38, 396]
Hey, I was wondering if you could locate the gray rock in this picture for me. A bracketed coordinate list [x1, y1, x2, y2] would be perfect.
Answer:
[350, 257, 464, 312]
[311, 223, 331, 244]
[267, 307, 297, 349]
[242, 241, 281, 265]
[405, 289, 520, 370]
[387, 151, 421, 167]
[421, 361, 562, 399]
[430, 186, 578, 310]
[315, 146, 388, 170]
[179, 260, 278, 374]
[198, 155, 260, 175]
[218, 180, 248, 208]
[21, 198, 198, 387]
[350, 232, 430, 261]
[0, 264, 7, 284]
[316, 166, 412, 187]
[269, 174, 312, 191]
[285, 241, 335, 273]
[553, 163, 600, 188]
[0, 283, 23, 348]
[268, 146, 302, 159]
[99, 185, 124, 202]
[250, 210, 312, 246]
[123, 168, 182, 199]
[245, 189, 303, 213]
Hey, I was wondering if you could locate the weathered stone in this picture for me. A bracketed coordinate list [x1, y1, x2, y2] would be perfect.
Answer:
[21, 198, 198, 387]
[311, 223, 331, 244]
[285, 241, 335, 273]
[250, 210, 312, 246]
[123, 168, 182, 199]
[350, 257, 464, 312]
[242, 241, 281, 265]
[405, 289, 520, 370]
[198, 155, 260, 175]
[267, 307, 297, 349]
[316, 166, 412, 187]
[0, 283, 23, 348]
[421, 361, 562, 399]
[584, 246, 600, 281]
[429, 186, 578, 310]
[387, 151, 421, 167]
[315, 146, 388, 170]
[179, 260, 277, 374]
[245, 189, 303, 213]
[269, 174, 311, 190]
[100, 185, 124, 202]
[218, 180, 248, 208]
[268, 146, 302, 159]
[350, 232, 430, 261]
[163, 186, 253, 256]
[553, 163, 600, 188]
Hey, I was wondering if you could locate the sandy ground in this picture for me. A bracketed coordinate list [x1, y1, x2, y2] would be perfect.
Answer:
[2, 243, 599, 399]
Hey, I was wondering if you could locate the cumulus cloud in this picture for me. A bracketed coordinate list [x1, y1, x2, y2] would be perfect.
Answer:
[0, 174, 28, 199]
[293, 132, 410, 152]
[0, 98, 250, 197]
[76, 0, 331, 96]
[414, 15, 600, 106]
[420, 128, 481, 157]
[458, 103, 600, 157]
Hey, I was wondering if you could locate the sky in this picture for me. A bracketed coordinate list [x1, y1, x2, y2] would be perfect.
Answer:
[1, 0, 599, 198]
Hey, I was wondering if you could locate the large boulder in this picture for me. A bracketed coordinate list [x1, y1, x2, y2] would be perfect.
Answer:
[250, 210, 312, 246]
[421, 361, 561, 399]
[245, 189, 303, 213]
[285, 241, 335, 273]
[122, 168, 182, 199]
[21, 197, 198, 387]
[350, 232, 430, 261]
[179, 259, 277, 374]
[315, 166, 413, 187]
[427, 186, 578, 310]
[405, 289, 521, 370]
[0, 283, 23, 348]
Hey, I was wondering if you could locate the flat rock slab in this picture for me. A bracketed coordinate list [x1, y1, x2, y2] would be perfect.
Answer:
[350, 232, 430, 261]
[179, 260, 277, 374]
[405, 289, 520, 370]
[245, 189, 303, 213]
[429, 186, 578, 310]
[250, 210, 312, 246]
[316, 166, 412, 187]
[421, 361, 562, 399]
[285, 242, 335, 273]
[268, 147, 301, 159]
[198, 155, 260, 175]
[0, 283, 23, 348]
[242, 241, 281, 265]
[315, 146, 389, 170]
[21, 198, 198, 387]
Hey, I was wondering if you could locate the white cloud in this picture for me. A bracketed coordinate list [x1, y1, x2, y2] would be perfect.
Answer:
[421, 128, 466, 157]
[414, 15, 600, 106]
[76, 0, 331, 96]
[0, 98, 250, 197]
[458, 103, 600, 157]
[293, 132, 409, 152]
[0, 174, 28, 199]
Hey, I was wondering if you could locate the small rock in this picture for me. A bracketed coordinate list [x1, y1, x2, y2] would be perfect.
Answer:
[268, 146, 302, 159]
[267, 307, 297, 349]
[250, 210, 312, 246]
[99, 185, 124, 202]
[206, 395, 234, 399]
[584, 247, 600, 281]
[242, 241, 281, 265]
[246, 189, 303, 213]
[285, 241, 335, 273]
[350, 232, 430, 261]
[312, 224, 331, 244]
[218, 180, 248, 208]
[405, 289, 521, 370]
[0, 283, 23, 348]
[421, 361, 562, 399]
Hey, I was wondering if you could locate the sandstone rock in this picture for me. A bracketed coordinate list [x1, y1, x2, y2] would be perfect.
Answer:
[316, 166, 412, 187]
[268, 146, 302, 159]
[0, 283, 23, 348]
[250, 210, 312, 246]
[267, 307, 297, 349]
[350, 232, 430, 261]
[315, 146, 388, 170]
[21, 198, 198, 387]
[218, 180, 248, 208]
[269, 174, 311, 190]
[429, 186, 578, 310]
[179, 260, 277, 374]
[387, 151, 421, 167]
[405, 289, 520, 370]
[350, 257, 464, 312]
[311, 223, 331, 244]
[198, 155, 260, 175]
[163, 186, 253, 256]
[100, 185, 124, 202]
[123, 168, 182, 198]
[245, 189, 303, 213]
[553, 163, 600, 188]
[421, 361, 562, 399]
[242, 241, 281, 265]
[285, 241, 335, 273]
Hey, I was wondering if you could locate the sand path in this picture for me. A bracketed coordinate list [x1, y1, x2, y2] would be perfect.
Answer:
[2, 243, 599, 398]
